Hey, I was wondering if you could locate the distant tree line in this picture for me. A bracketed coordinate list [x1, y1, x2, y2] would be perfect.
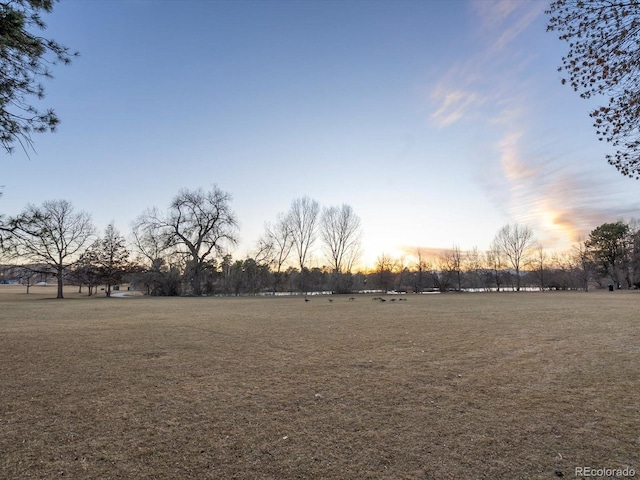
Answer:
[1, 185, 639, 298]
[0, 186, 363, 297]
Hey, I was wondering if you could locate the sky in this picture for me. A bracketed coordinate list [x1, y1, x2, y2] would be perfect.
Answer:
[2, 0, 640, 270]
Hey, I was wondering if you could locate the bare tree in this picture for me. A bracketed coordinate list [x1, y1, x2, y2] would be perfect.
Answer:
[255, 212, 294, 292]
[320, 204, 362, 274]
[436, 251, 450, 291]
[527, 243, 548, 291]
[493, 224, 535, 291]
[0, 206, 13, 253]
[549, 250, 580, 290]
[15, 265, 37, 293]
[442, 245, 463, 291]
[131, 215, 172, 269]
[374, 252, 395, 292]
[69, 256, 101, 296]
[486, 240, 506, 292]
[571, 238, 594, 291]
[137, 186, 239, 296]
[8, 200, 95, 298]
[395, 256, 410, 292]
[464, 246, 483, 290]
[414, 248, 429, 293]
[288, 197, 319, 291]
[130, 214, 180, 295]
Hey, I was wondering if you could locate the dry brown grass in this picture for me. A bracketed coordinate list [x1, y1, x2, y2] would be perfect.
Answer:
[0, 286, 638, 479]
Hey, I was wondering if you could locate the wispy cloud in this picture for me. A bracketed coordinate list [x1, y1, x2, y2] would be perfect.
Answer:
[430, 86, 484, 127]
[426, 1, 640, 250]
[427, 1, 640, 249]
[429, 0, 542, 128]
[473, 0, 543, 51]
[484, 128, 640, 248]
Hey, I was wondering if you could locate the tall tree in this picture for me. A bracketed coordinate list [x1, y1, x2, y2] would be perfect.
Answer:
[87, 223, 130, 297]
[527, 244, 549, 291]
[8, 199, 95, 298]
[464, 246, 483, 290]
[374, 252, 395, 292]
[288, 197, 319, 291]
[493, 224, 535, 291]
[571, 238, 594, 291]
[441, 245, 463, 291]
[486, 241, 506, 292]
[69, 256, 101, 296]
[547, 0, 640, 178]
[624, 219, 640, 288]
[0, 191, 14, 250]
[586, 221, 629, 287]
[137, 186, 239, 296]
[1, 0, 77, 154]
[320, 204, 362, 274]
[130, 215, 180, 295]
[256, 212, 294, 293]
[15, 265, 36, 293]
[414, 248, 429, 293]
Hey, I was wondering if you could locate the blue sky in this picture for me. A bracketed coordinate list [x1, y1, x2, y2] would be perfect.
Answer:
[2, 0, 639, 269]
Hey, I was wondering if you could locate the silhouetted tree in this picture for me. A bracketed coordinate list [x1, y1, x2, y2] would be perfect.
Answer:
[547, 0, 640, 178]
[414, 248, 429, 293]
[137, 186, 239, 296]
[440, 245, 463, 291]
[0, 0, 77, 154]
[586, 221, 629, 287]
[485, 243, 505, 291]
[375, 253, 395, 292]
[527, 244, 548, 291]
[464, 246, 483, 290]
[570, 240, 594, 291]
[8, 200, 95, 298]
[256, 212, 294, 293]
[289, 197, 319, 292]
[86, 223, 130, 296]
[320, 204, 362, 274]
[15, 265, 36, 293]
[130, 216, 181, 296]
[493, 224, 535, 291]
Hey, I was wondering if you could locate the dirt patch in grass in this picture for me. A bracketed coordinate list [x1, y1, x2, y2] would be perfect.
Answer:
[0, 290, 638, 479]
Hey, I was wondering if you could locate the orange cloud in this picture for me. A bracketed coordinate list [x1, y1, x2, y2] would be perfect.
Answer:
[487, 128, 639, 250]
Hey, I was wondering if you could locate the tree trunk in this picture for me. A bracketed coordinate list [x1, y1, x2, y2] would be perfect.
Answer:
[56, 267, 64, 299]
[192, 262, 202, 296]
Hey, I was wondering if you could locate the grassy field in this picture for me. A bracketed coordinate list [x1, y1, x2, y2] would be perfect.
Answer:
[0, 286, 638, 479]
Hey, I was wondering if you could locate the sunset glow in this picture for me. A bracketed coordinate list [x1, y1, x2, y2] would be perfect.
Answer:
[2, 0, 639, 271]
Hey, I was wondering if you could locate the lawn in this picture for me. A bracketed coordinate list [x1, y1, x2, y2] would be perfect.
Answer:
[0, 286, 638, 479]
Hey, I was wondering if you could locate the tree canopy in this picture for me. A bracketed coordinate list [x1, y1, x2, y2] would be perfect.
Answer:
[586, 220, 629, 286]
[8, 199, 95, 298]
[136, 186, 239, 296]
[0, 0, 76, 154]
[547, 0, 640, 178]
